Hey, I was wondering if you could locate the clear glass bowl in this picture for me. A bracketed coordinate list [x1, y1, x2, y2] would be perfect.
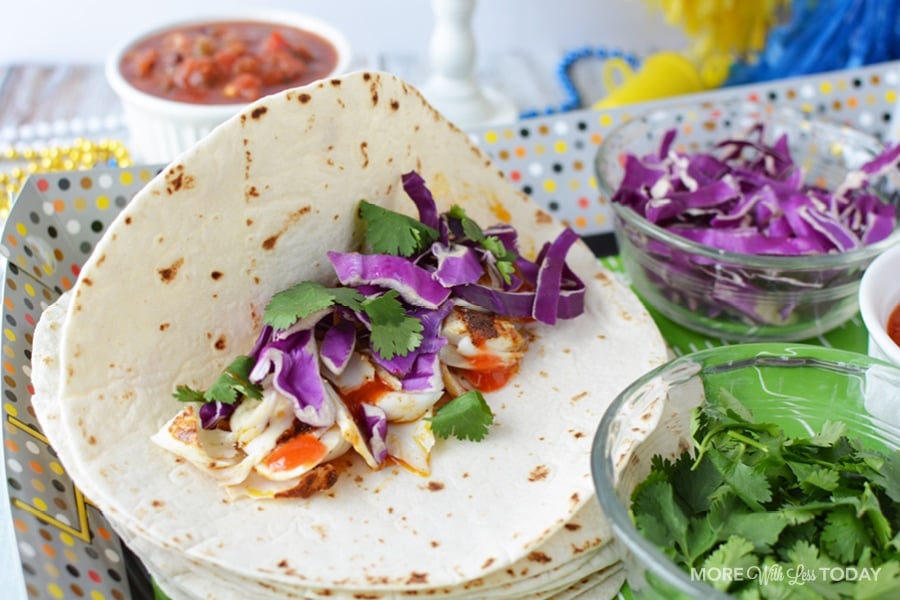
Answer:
[595, 101, 900, 341]
[591, 343, 900, 599]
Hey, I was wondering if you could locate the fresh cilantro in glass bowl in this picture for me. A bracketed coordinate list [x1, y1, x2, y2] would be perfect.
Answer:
[591, 343, 900, 599]
[595, 101, 900, 342]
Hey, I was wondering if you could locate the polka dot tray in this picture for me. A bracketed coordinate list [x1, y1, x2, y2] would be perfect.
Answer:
[4, 58, 900, 598]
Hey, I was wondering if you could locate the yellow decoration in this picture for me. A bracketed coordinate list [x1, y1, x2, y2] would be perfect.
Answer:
[647, 0, 790, 63]
[0, 138, 131, 219]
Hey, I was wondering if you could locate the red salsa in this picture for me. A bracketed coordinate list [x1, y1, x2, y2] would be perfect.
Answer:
[888, 302, 900, 347]
[119, 20, 339, 104]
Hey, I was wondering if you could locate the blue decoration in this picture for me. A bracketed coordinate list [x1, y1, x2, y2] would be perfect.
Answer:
[519, 46, 641, 119]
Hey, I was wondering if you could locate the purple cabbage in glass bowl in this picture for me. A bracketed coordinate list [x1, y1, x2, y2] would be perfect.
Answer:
[595, 101, 900, 341]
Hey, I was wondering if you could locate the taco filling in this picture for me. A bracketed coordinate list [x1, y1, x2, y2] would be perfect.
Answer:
[153, 171, 586, 499]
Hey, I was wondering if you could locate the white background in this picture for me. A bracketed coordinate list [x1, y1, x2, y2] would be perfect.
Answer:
[0, 0, 686, 64]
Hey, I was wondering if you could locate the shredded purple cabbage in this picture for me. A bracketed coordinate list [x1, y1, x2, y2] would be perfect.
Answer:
[612, 127, 899, 256]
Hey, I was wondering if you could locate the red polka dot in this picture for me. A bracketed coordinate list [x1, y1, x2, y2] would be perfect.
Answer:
[577, 197, 590, 209]
[88, 570, 102, 583]
[25, 313, 35, 327]
[70, 264, 80, 277]
[509, 170, 522, 182]
[748, 92, 760, 102]
[36, 179, 49, 192]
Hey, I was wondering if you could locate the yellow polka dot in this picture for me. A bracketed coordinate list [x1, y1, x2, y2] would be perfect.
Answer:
[3, 328, 16, 342]
[836, 79, 848, 91]
[543, 179, 557, 193]
[73, 197, 87, 211]
[119, 171, 134, 185]
[44, 562, 60, 578]
[886, 90, 897, 103]
[554, 140, 567, 153]
[819, 81, 833, 94]
[31, 479, 46, 493]
[15, 222, 26, 236]
[503, 129, 515, 140]
[866, 93, 877, 105]
[91, 590, 106, 600]
[599, 114, 613, 127]
[483, 131, 499, 144]
[47, 583, 64, 599]
[96, 195, 110, 210]
[594, 213, 608, 225]
[140, 169, 153, 182]
[49, 461, 65, 475]
[3, 345, 13, 358]
[800, 103, 814, 114]
[4, 403, 17, 417]
[534, 144, 546, 156]
[569, 179, 580, 190]
[589, 176, 598, 189]
[24, 283, 36, 297]
[59, 532, 75, 547]
[33, 497, 47, 511]
[64, 548, 78, 563]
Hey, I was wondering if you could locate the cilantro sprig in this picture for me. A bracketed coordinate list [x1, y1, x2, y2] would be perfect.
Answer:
[630, 388, 900, 597]
[174, 355, 262, 405]
[263, 282, 422, 360]
[359, 200, 438, 257]
[447, 205, 517, 284]
[427, 390, 494, 442]
[263, 281, 363, 330]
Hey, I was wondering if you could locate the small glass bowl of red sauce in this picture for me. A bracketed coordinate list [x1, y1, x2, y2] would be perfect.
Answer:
[106, 12, 351, 163]
[860, 241, 900, 366]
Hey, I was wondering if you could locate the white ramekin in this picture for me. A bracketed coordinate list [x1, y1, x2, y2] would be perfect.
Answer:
[105, 11, 352, 164]
[859, 241, 900, 366]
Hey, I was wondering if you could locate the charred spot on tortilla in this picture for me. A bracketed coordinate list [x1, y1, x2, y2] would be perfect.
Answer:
[427, 481, 444, 492]
[157, 257, 184, 283]
[124, 216, 133, 225]
[214, 335, 227, 351]
[210, 271, 223, 281]
[406, 573, 428, 585]
[298, 93, 311, 104]
[251, 106, 268, 120]
[564, 522, 582, 531]
[164, 164, 193, 195]
[528, 465, 550, 482]
[390, 99, 399, 111]
[360, 141, 369, 167]
[527, 551, 552, 564]
[159, 322, 170, 331]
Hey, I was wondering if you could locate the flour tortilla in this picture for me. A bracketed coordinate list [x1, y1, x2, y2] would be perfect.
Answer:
[33, 294, 625, 599]
[32, 71, 666, 592]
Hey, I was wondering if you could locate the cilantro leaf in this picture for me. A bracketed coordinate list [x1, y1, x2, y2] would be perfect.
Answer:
[701, 535, 757, 592]
[360, 200, 438, 257]
[173, 385, 205, 403]
[873, 451, 900, 504]
[173, 355, 262, 406]
[427, 390, 494, 441]
[203, 355, 262, 404]
[263, 281, 363, 331]
[362, 291, 423, 360]
[821, 505, 872, 563]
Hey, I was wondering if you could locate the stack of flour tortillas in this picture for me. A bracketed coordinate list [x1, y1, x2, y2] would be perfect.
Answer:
[30, 71, 667, 599]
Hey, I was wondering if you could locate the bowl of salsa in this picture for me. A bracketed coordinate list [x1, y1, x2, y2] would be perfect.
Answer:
[106, 11, 351, 162]
[859, 241, 900, 366]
